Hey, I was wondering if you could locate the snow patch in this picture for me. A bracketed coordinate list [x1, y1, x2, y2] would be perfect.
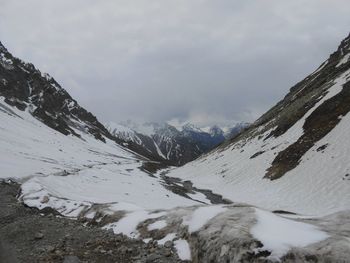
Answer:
[174, 239, 191, 261]
[148, 220, 167, 231]
[251, 209, 329, 260]
[104, 211, 166, 238]
[336, 53, 350, 67]
[157, 233, 177, 245]
[183, 205, 227, 233]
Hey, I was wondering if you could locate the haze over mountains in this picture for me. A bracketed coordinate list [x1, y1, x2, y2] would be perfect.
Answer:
[0, 32, 350, 262]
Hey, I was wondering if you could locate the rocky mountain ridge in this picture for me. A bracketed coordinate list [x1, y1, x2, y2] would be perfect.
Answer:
[0, 42, 166, 163]
[106, 121, 249, 166]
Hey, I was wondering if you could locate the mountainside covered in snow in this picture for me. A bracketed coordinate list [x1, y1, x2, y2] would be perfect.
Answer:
[167, 33, 350, 216]
[0, 42, 164, 163]
[106, 121, 248, 166]
[1, 35, 350, 263]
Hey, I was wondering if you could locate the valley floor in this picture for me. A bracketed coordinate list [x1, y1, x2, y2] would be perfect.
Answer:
[0, 181, 181, 263]
[2, 180, 350, 263]
[1, 99, 350, 262]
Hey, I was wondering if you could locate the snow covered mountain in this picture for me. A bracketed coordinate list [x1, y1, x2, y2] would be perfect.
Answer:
[223, 122, 250, 139]
[1, 34, 350, 263]
[106, 121, 246, 166]
[0, 41, 165, 163]
[167, 33, 350, 216]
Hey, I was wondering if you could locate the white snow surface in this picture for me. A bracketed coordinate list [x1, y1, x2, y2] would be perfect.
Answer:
[251, 209, 329, 260]
[103, 211, 166, 238]
[148, 220, 167, 231]
[174, 239, 192, 261]
[157, 233, 177, 245]
[336, 53, 350, 67]
[0, 97, 201, 217]
[187, 191, 210, 204]
[167, 70, 350, 216]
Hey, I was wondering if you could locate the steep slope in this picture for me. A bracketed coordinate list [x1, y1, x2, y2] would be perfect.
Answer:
[0, 41, 111, 142]
[167, 33, 350, 216]
[0, 41, 207, 212]
[0, 42, 163, 162]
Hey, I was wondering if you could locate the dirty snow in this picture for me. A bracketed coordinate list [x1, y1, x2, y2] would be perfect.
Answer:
[251, 209, 329, 260]
[157, 233, 177, 245]
[148, 220, 167, 231]
[103, 211, 166, 238]
[183, 205, 227, 233]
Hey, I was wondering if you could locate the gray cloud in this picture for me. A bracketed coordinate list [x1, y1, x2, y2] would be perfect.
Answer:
[1, 0, 350, 127]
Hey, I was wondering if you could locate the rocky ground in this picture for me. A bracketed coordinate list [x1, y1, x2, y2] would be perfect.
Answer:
[2, 180, 350, 263]
[0, 181, 182, 263]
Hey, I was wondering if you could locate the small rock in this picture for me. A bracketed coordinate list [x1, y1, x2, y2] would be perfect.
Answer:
[63, 255, 81, 263]
[46, 245, 55, 253]
[115, 235, 123, 242]
[41, 195, 49, 203]
[146, 254, 160, 262]
[37, 248, 46, 254]
[164, 240, 173, 248]
[183, 180, 193, 191]
[34, 232, 44, 240]
[164, 249, 172, 257]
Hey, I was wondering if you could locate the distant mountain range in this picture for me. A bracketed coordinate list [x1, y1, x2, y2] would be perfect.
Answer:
[106, 121, 249, 165]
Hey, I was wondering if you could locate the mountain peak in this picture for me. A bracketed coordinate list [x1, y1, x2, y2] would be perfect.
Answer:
[209, 125, 224, 137]
[182, 123, 203, 133]
[0, 41, 7, 52]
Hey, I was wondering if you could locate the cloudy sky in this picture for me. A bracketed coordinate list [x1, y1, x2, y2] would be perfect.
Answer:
[1, 1, 350, 128]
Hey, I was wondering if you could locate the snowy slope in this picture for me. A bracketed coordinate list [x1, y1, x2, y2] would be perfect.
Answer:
[0, 98, 207, 214]
[167, 35, 350, 216]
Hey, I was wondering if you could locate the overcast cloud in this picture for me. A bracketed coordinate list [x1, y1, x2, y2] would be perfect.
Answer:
[1, 0, 350, 127]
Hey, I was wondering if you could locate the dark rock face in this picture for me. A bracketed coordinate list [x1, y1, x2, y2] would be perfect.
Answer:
[266, 82, 350, 179]
[264, 34, 350, 180]
[0, 42, 106, 141]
